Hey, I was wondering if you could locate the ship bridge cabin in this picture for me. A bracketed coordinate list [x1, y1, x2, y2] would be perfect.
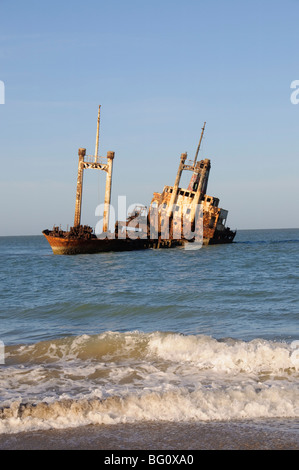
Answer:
[148, 149, 231, 244]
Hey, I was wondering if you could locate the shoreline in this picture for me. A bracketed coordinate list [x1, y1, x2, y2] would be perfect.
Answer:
[0, 419, 298, 450]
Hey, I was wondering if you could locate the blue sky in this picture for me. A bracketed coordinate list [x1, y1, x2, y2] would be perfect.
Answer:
[0, 0, 298, 235]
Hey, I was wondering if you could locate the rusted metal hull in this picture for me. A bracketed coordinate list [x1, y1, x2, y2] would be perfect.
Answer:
[42, 229, 235, 255]
[42, 233, 151, 255]
[43, 232, 185, 255]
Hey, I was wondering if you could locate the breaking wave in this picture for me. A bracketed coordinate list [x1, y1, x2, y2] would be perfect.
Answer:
[1, 331, 299, 434]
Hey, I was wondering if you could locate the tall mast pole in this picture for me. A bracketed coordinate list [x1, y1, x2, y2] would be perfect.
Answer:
[193, 121, 206, 167]
[74, 148, 86, 227]
[94, 105, 101, 162]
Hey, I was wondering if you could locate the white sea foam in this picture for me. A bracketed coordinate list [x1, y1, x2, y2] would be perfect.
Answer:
[0, 383, 298, 435]
[147, 332, 298, 374]
[1, 331, 298, 434]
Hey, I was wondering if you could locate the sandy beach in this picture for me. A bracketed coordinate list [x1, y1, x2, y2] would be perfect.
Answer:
[0, 419, 298, 450]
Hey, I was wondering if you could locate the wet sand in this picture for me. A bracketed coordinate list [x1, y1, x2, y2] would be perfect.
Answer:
[0, 419, 298, 450]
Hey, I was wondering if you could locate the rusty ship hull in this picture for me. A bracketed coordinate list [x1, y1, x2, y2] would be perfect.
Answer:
[42, 230, 235, 256]
[42, 231, 187, 255]
[42, 233, 151, 255]
[43, 107, 236, 255]
[43, 218, 235, 255]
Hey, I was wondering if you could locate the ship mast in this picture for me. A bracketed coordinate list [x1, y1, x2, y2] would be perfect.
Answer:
[94, 105, 101, 162]
[193, 121, 206, 167]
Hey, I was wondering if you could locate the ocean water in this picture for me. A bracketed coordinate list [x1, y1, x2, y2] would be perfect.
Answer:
[0, 229, 298, 437]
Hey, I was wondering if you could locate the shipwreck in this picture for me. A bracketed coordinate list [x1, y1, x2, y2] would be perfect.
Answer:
[43, 106, 236, 255]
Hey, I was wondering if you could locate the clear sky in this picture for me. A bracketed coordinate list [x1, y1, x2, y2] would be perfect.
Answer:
[0, 0, 298, 235]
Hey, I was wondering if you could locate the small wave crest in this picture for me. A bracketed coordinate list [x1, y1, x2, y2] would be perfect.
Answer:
[5, 331, 299, 374]
[5, 331, 149, 365]
[147, 333, 299, 374]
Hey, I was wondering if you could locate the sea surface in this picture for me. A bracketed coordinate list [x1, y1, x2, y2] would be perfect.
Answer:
[0, 229, 298, 445]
